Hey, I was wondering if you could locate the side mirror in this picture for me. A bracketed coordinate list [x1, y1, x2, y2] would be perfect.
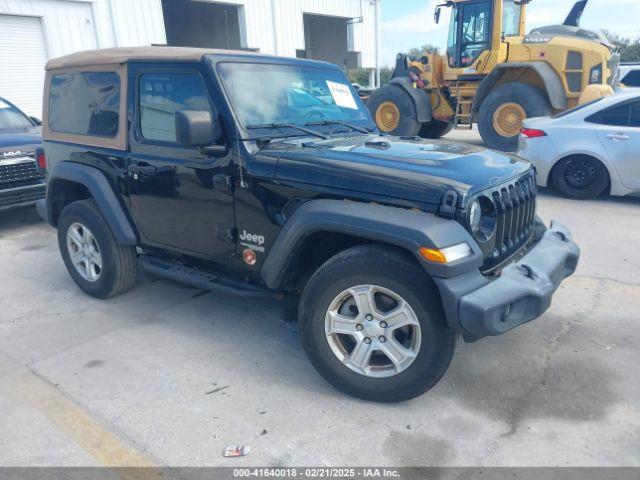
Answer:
[175, 110, 221, 147]
[30, 116, 42, 126]
[434, 7, 441, 24]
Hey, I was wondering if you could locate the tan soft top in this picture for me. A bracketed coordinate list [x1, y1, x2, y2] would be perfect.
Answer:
[45, 46, 264, 70]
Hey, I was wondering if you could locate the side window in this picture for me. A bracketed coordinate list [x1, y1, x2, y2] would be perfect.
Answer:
[622, 70, 640, 88]
[629, 102, 640, 128]
[599, 103, 631, 127]
[49, 72, 120, 137]
[139, 72, 211, 143]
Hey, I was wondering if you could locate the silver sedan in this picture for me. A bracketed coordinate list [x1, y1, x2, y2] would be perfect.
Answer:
[517, 89, 640, 199]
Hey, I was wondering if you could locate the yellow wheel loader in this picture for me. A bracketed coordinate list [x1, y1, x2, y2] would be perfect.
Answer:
[368, 0, 619, 151]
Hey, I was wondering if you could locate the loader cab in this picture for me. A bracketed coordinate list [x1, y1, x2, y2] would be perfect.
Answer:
[440, 0, 525, 71]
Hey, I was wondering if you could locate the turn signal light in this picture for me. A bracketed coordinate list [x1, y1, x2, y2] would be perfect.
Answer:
[520, 128, 547, 138]
[419, 243, 473, 264]
[419, 247, 447, 263]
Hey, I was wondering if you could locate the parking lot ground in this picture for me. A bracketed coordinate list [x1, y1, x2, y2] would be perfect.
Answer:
[1, 185, 640, 467]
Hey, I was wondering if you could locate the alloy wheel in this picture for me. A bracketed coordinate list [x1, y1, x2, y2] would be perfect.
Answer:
[66, 222, 103, 282]
[324, 284, 421, 378]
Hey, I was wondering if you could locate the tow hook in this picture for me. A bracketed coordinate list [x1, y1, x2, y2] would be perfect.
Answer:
[517, 264, 535, 280]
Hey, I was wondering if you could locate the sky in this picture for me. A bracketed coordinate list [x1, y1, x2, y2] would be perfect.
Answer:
[380, 0, 640, 67]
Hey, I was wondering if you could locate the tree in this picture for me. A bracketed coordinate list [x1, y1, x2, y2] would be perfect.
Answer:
[347, 68, 370, 86]
[380, 67, 394, 86]
[601, 31, 640, 62]
[407, 44, 440, 58]
[346, 66, 395, 87]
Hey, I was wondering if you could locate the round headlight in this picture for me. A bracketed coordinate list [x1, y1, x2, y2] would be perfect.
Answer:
[469, 200, 482, 233]
[469, 196, 497, 241]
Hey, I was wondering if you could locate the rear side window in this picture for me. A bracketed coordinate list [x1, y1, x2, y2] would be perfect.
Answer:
[629, 102, 640, 127]
[49, 72, 120, 137]
[622, 70, 640, 87]
[587, 102, 631, 127]
[600, 103, 630, 126]
[139, 73, 211, 143]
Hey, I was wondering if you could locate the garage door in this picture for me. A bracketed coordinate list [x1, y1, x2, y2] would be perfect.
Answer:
[0, 15, 48, 118]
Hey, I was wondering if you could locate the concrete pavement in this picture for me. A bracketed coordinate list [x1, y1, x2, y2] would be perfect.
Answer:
[0, 169, 639, 467]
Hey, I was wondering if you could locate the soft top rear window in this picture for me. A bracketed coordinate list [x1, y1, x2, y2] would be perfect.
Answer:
[49, 72, 120, 137]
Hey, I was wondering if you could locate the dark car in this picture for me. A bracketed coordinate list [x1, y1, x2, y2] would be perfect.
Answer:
[38, 47, 580, 402]
[0, 97, 45, 211]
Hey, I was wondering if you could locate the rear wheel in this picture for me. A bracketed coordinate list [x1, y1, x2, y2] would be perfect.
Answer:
[58, 199, 138, 299]
[419, 120, 454, 139]
[298, 245, 456, 402]
[478, 83, 551, 152]
[368, 85, 422, 137]
[551, 155, 609, 199]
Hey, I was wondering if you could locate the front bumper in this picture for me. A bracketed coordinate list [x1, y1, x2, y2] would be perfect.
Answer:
[0, 182, 46, 211]
[435, 222, 580, 341]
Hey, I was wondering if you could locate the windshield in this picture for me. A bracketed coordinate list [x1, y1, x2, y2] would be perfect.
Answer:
[0, 99, 33, 131]
[216, 62, 372, 134]
[502, 1, 522, 37]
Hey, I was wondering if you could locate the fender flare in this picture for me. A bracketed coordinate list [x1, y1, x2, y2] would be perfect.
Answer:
[260, 199, 483, 290]
[472, 62, 568, 112]
[389, 77, 432, 123]
[46, 162, 138, 245]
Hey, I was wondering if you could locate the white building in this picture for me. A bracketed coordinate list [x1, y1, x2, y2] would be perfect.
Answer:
[0, 0, 382, 117]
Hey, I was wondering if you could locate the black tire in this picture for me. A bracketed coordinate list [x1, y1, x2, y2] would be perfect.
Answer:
[478, 82, 551, 152]
[282, 292, 301, 323]
[419, 120, 454, 139]
[368, 85, 422, 137]
[551, 155, 609, 199]
[298, 244, 456, 402]
[58, 199, 138, 299]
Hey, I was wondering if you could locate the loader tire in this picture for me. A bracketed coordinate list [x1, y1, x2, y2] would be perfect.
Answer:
[419, 120, 454, 139]
[478, 83, 551, 152]
[368, 85, 422, 137]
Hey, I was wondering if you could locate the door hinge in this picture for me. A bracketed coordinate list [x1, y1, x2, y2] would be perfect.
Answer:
[213, 174, 234, 194]
[216, 225, 237, 244]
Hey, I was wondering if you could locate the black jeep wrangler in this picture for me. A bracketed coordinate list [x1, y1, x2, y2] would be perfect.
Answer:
[38, 47, 579, 402]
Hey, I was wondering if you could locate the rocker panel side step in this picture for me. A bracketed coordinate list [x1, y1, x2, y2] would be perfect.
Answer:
[139, 255, 278, 299]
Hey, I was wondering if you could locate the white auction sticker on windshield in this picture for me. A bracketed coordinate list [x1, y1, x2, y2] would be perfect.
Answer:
[326, 81, 358, 110]
[0, 99, 9, 109]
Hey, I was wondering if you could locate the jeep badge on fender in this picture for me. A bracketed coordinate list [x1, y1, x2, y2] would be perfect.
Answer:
[38, 47, 579, 402]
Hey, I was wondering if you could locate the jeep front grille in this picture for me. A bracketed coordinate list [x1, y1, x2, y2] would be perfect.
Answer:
[0, 157, 40, 184]
[484, 173, 537, 272]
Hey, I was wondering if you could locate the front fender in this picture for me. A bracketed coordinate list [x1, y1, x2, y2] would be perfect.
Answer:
[261, 199, 483, 289]
[389, 77, 432, 123]
[473, 62, 568, 112]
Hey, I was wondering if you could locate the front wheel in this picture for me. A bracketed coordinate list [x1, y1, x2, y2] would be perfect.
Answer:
[298, 245, 456, 402]
[478, 83, 551, 152]
[419, 120, 454, 139]
[58, 199, 138, 299]
[367, 85, 422, 137]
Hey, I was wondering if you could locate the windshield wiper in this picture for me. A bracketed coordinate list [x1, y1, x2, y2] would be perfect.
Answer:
[305, 120, 372, 134]
[246, 123, 328, 140]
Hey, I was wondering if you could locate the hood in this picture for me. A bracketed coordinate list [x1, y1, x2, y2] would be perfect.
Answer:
[526, 25, 613, 50]
[263, 135, 532, 206]
[0, 128, 42, 156]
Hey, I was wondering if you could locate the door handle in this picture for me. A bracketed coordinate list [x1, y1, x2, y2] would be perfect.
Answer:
[128, 163, 157, 175]
[606, 134, 630, 142]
